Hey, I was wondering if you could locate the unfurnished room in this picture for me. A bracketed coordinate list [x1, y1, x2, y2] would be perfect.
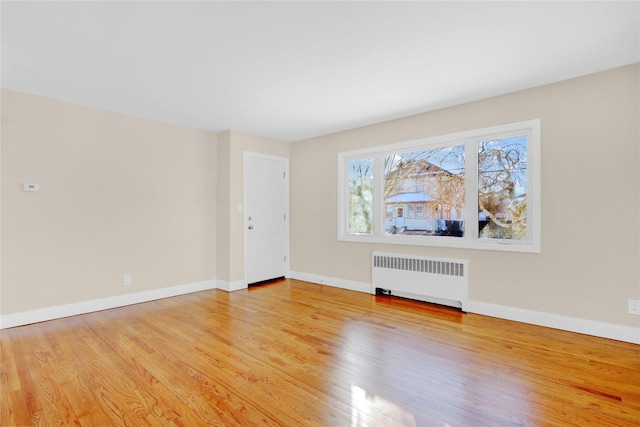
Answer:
[1, 1, 639, 426]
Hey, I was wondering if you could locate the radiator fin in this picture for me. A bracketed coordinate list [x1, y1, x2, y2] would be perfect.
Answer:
[373, 254, 464, 277]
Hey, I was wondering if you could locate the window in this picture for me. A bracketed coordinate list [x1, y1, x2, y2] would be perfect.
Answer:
[347, 159, 373, 234]
[383, 145, 465, 237]
[385, 206, 393, 219]
[478, 135, 527, 241]
[407, 204, 414, 219]
[338, 120, 540, 252]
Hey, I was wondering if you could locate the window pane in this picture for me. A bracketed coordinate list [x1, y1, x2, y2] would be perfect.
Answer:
[386, 206, 393, 219]
[478, 136, 527, 240]
[383, 146, 465, 236]
[348, 159, 374, 234]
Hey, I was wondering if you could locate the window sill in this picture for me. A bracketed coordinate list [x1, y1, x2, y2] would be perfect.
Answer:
[338, 234, 540, 253]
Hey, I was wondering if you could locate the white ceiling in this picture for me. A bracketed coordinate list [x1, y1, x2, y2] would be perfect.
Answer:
[2, 1, 639, 142]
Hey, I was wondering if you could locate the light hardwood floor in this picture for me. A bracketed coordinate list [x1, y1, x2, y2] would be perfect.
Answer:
[1, 279, 639, 426]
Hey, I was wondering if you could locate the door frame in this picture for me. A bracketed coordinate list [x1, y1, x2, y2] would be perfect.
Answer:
[243, 151, 290, 285]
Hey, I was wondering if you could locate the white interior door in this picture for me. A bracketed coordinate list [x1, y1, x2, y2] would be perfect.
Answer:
[244, 153, 288, 285]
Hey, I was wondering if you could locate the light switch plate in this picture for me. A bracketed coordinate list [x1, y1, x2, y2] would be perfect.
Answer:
[23, 183, 40, 192]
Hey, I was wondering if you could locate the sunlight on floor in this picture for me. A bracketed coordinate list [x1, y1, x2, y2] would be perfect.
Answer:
[340, 318, 533, 426]
[351, 385, 417, 427]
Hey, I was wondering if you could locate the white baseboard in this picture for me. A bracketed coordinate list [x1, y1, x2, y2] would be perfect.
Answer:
[466, 301, 640, 345]
[288, 272, 639, 345]
[0, 280, 217, 329]
[216, 280, 247, 292]
[289, 271, 371, 294]
[4, 275, 637, 345]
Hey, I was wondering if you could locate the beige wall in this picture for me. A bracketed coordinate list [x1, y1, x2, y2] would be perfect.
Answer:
[290, 64, 640, 328]
[2, 65, 637, 330]
[1, 89, 218, 314]
[0, 90, 290, 315]
[216, 130, 290, 283]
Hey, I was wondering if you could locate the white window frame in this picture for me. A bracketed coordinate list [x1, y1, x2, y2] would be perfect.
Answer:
[337, 119, 541, 253]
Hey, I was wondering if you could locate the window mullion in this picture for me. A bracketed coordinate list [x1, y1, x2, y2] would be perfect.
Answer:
[464, 140, 479, 241]
[373, 153, 384, 237]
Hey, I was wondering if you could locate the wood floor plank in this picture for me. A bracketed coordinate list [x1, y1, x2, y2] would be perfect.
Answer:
[1, 278, 639, 426]
[15, 329, 80, 426]
[84, 308, 292, 426]
[1, 339, 21, 426]
[115, 293, 354, 426]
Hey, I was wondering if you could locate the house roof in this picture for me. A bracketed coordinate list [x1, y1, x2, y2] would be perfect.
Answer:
[386, 192, 436, 203]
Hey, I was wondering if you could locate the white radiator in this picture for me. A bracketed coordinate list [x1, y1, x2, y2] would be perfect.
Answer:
[372, 252, 468, 310]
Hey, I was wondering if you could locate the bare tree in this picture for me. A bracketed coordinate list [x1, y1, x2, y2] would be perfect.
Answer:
[348, 160, 373, 233]
[478, 139, 527, 239]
